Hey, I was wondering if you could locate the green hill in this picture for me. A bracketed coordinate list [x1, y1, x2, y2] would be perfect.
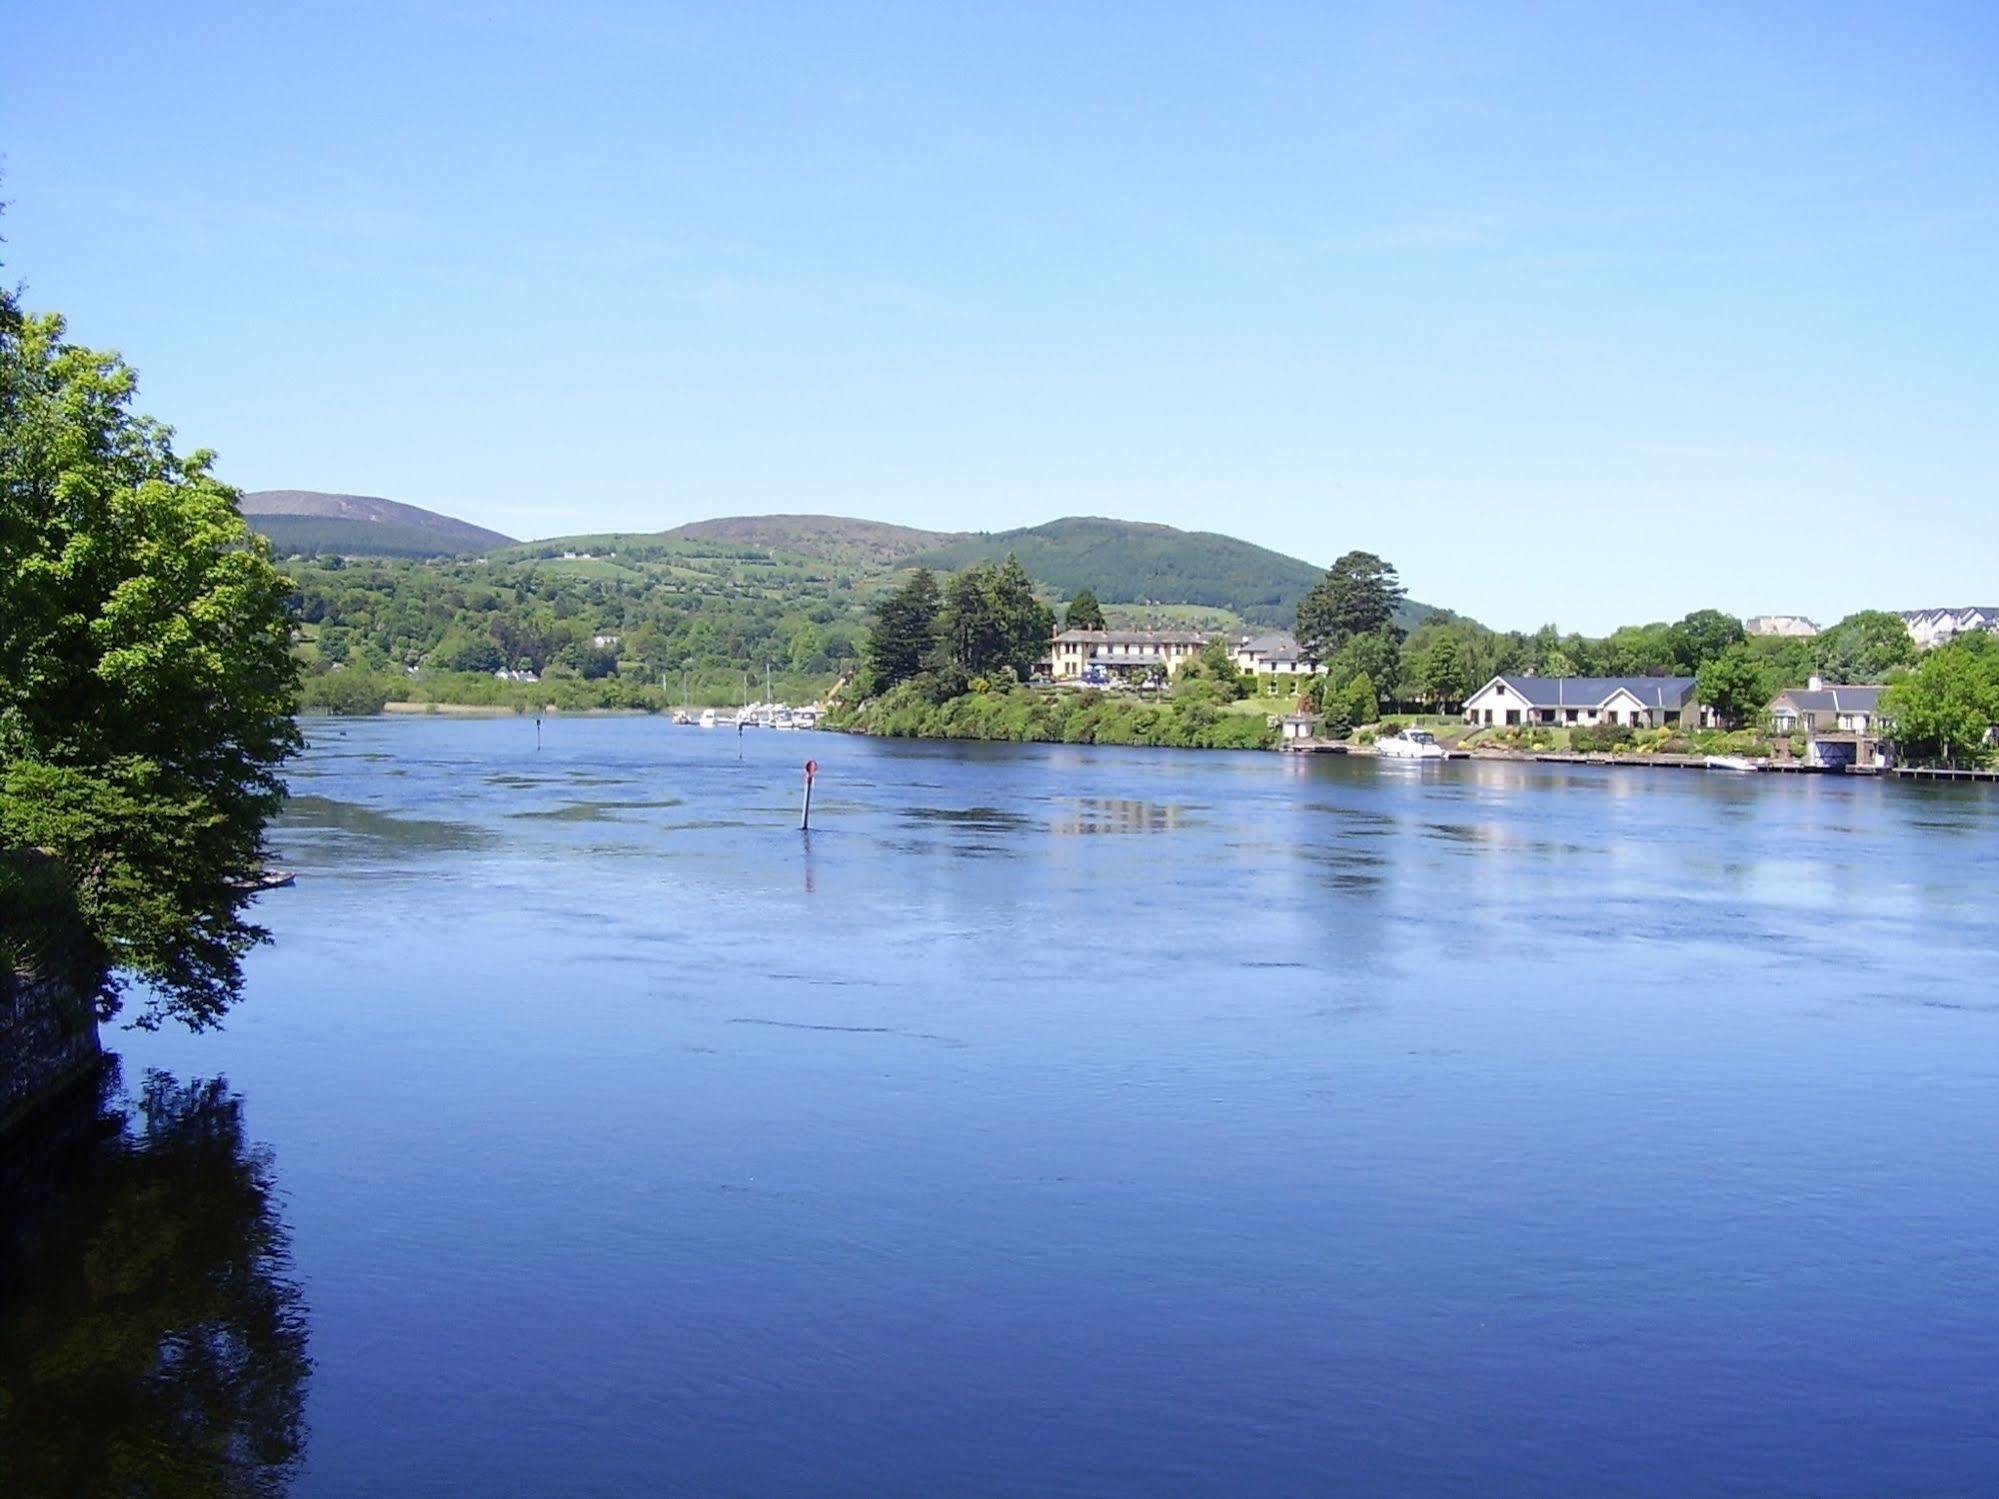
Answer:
[240, 490, 515, 557]
[660, 514, 961, 570]
[908, 516, 1339, 628]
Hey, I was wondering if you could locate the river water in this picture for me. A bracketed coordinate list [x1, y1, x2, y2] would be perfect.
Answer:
[9, 716, 1999, 1496]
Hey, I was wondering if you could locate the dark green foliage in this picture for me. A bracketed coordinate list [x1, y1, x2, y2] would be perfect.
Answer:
[833, 683, 1278, 751]
[1297, 551, 1407, 657]
[1814, 610, 1919, 683]
[1571, 722, 1638, 752]
[862, 568, 942, 694]
[934, 555, 1051, 680]
[0, 850, 105, 1003]
[249, 516, 495, 559]
[1695, 643, 1772, 727]
[1882, 633, 1999, 766]
[1064, 588, 1106, 631]
[298, 671, 395, 716]
[1669, 609, 1747, 673]
[1, 310, 302, 1030]
[915, 517, 1367, 629]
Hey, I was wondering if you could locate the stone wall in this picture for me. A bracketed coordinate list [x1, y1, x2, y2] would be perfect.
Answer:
[0, 971, 103, 1136]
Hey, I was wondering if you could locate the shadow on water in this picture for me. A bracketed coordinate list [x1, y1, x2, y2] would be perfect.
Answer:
[280, 794, 489, 851]
[0, 1061, 310, 1498]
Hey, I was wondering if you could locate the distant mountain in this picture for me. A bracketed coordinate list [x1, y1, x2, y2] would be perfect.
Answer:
[908, 516, 1442, 629]
[661, 514, 962, 569]
[239, 491, 515, 558]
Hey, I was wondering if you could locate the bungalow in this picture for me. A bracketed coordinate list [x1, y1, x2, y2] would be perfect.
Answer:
[1462, 674, 1700, 730]
[1050, 629, 1214, 682]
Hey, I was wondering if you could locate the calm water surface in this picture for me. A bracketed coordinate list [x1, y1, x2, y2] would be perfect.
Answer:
[21, 717, 1999, 1495]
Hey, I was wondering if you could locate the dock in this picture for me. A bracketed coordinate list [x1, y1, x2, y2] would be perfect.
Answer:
[1893, 765, 1999, 782]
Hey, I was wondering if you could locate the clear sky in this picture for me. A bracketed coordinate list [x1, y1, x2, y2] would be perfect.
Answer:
[6, 1, 1994, 631]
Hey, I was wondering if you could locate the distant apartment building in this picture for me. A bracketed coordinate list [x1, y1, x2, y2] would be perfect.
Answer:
[1745, 614, 1820, 638]
[1050, 629, 1214, 681]
[1902, 606, 1998, 649]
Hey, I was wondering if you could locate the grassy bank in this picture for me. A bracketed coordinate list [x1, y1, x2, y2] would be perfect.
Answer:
[829, 681, 1280, 750]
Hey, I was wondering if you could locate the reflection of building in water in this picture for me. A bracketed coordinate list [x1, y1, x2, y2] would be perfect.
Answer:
[1051, 798, 1191, 835]
[0, 1061, 310, 1494]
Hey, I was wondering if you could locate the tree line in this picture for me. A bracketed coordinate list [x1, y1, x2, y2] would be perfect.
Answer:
[857, 555, 1052, 698]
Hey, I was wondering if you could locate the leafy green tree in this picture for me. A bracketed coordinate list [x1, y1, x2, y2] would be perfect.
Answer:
[861, 568, 941, 693]
[936, 555, 1052, 679]
[1695, 642, 1772, 728]
[1296, 551, 1405, 658]
[1881, 633, 1999, 766]
[1670, 609, 1747, 673]
[1815, 610, 1918, 682]
[1417, 633, 1470, 709]
[1, 309, 301, 1030]
[1331, 629, 1403, 707]
[1343, 671, 1380, 727]
[1600, 622, 1680, 676]
[1064, 588, 1106, 632]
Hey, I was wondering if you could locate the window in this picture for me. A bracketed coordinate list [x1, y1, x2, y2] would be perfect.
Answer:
[1506, 710, 1520, 726]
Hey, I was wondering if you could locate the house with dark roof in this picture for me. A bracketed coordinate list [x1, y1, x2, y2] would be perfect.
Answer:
[1231, 632, 1325, 690]
[1050, 629, 1215, 682]
[1768, 676, 1893, 768]
[1462, 674, 1700, 730]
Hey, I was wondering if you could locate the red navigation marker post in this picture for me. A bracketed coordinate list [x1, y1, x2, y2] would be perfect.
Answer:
[800, 759, 818, 831]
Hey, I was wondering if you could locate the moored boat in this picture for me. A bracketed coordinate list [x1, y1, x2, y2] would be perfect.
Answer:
[1703, 754, 1762, 773]
[1375, 726, 1448, 760]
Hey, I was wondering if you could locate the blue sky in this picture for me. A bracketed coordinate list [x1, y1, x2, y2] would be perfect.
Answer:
[6, 1, 1994, 631]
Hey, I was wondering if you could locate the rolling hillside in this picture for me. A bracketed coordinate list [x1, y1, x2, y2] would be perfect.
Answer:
[661, 514, 961, 569]
[240, 490, 515, 557]
[907, 517, 1342, 628]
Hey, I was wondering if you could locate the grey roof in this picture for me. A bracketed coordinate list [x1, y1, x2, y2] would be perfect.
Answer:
[1477, 674, 1698, 709]
[1053, 629, 1212, 646]
[1773, 684, 1886, 713]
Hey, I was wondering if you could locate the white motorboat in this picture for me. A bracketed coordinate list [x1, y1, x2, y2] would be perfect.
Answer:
[698, 709, 717, 729]
[1375, 726, 1448, 760]
[1703, 754, 1761, 773]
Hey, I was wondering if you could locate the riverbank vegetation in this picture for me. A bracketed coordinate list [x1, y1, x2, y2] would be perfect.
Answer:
[1, 272, 299, 1030]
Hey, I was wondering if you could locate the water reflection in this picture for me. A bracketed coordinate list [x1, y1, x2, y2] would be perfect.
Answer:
[0, 1061, 310, 1498]
[1050, 798, 1196, 835]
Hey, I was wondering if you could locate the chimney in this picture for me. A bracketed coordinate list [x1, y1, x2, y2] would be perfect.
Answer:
[1808, 673, 1825, 691]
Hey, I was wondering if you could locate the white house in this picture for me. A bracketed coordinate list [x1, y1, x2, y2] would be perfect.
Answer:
[1463, 675, 1700, 730]
[1231, 632, 1326, 682]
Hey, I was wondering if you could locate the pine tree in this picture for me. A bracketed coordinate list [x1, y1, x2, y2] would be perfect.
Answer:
[861, 568, 940, 692]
